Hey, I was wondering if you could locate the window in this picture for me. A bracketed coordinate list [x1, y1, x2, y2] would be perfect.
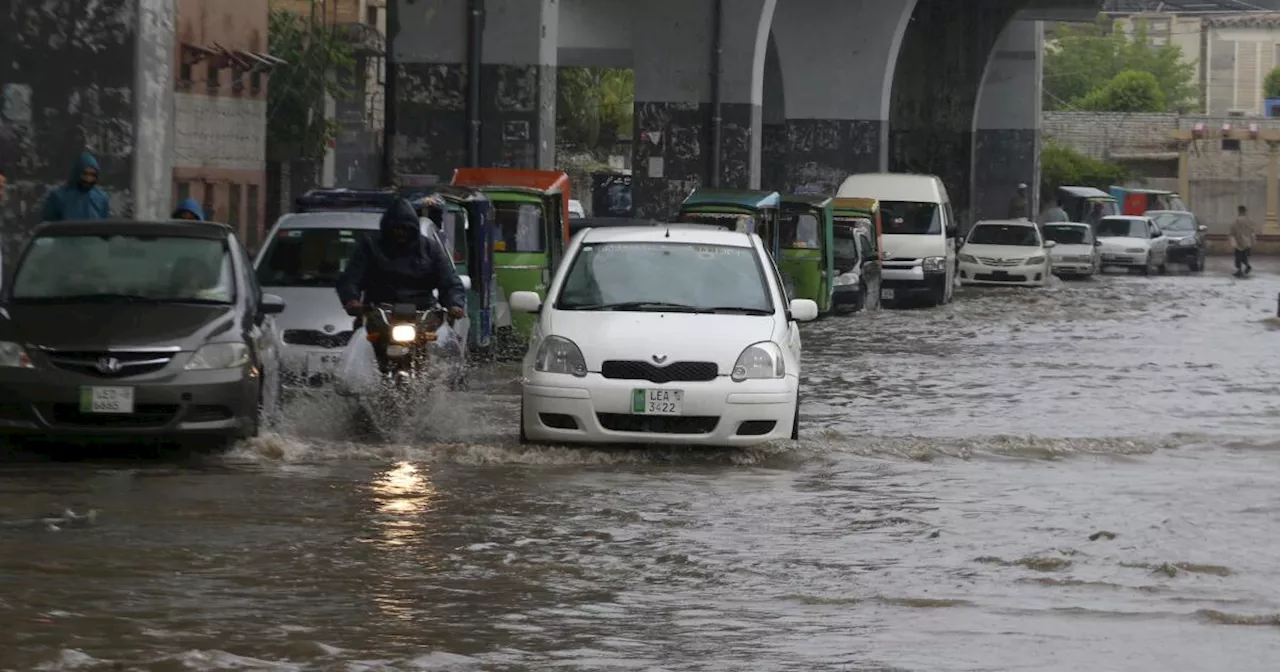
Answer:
[833, 225, 859, 261]
[177, 181, 190, 203]
[246, 185, 260, 252]
[1098, 218, 1147, 238]
[256, 228, 375, 287]
[206, 61, 219, 90]
[1042, 225, 1090, 245]
[493, 202, 544, 253]
[12, 234, 235, 304]
[880, 201, 941, 235]
[1150, 212, 1195, 233]
[554, 242, 773, 313]
[202, 183, 216, 223]
[779, 211, 820, 249]
[229, 184, 242, 238]
[966, 224, 1040, 246]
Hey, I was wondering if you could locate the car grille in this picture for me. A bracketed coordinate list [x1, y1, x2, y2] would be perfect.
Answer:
[283, 329, 353, 348]
[973, 273, 1028, 282]
[600, 360, 718, 383]
[977, 257, 1022, 266]
[47, 403, 179, 428]
[45, 350, 176, 378]
[596, 413, 719, 434]
[1056, 256, 1091, 263]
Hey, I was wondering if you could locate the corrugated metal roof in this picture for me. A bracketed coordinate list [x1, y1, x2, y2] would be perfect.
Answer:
[1104, 0, 1280, 11]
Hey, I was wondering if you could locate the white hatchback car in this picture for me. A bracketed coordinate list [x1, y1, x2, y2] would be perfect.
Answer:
[1096, 215, 1169, 275]
[511, 225, 818, 447]
[1042, 221, 1101, 278]
[957, 219, 1055, 287]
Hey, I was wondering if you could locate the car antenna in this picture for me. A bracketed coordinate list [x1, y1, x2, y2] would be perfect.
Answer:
[665, 226, 670, 238]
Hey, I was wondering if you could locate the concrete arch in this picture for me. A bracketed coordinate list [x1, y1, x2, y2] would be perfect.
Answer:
[762, 30, 786, 191]
[971, 18, 1044, 224]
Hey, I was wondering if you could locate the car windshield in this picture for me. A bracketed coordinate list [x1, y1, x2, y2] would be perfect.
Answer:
[880, 201, 941, 235]
[13, 234, 235, 303]
[1098, 218, 1146, 238]
[493, 201, 544, 253]
[780, 210, 821, 249]
[833, 226, 859, 259]
[256, 227, 374, 287]
[967, 224, 1040, 246]
[555, 242, 773, 314]
[1042, 225, 1090, 245]
[1151, 212, 1195, 232]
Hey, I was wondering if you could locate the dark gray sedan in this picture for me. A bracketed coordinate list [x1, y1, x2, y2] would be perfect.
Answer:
[0, 219, 286, 450]
[1147, 210, 1208, 272]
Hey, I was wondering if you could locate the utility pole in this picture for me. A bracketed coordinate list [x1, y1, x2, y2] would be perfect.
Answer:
[381, 0, 399, 187]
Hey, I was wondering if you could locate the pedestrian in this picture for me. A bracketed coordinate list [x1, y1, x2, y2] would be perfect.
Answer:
[1007, 183, 1030, 220]
[1229, 204, 1256, 277]
[41, 152, 110, 222]
[171, 198, 204, 220]
[1038, 197, 1068, 224]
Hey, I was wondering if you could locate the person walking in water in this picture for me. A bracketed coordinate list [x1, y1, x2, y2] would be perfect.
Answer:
[1007, 183, 1030, 220]
[1230, 204, 1256, 278]
[41, 152, 110, 221]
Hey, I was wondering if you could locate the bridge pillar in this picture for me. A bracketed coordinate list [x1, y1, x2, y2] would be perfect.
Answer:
[630, 0, 777, 219]
[765, 0, 916, 194]
[392, 0, 558, 182]
[972, 19, 1044, 224]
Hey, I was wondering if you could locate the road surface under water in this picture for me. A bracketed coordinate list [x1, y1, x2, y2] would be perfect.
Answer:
[2, 258, 1279, 671]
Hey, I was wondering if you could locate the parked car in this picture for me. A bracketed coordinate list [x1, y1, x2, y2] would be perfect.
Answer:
[1042, 221, 1101, 278]
[0, 219, 285, 450]
[1096, 215, 1169, 275]
[831, 218, 883, 311]
[1146, 209, 1207, 272]
[510, 225, 818, 447]
[957, 219, 1055, 287]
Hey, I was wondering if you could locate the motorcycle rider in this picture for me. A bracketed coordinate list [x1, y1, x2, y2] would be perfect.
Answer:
[336, 198, 467, 366]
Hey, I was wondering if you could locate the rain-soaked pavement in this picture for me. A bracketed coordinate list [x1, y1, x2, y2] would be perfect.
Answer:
[3, 257, 1280, 671]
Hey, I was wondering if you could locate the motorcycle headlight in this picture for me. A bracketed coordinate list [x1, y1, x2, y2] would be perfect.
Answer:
[0, 341, 33, 368]
[731, 341, 784, 382]
[922, 256, 946, 272]
[533, 335, 587, 377]
[1025, 256, 1045, 265]
[391, 324, 417, 343]
[185, 343, 249, 370]
[959, 253, 977, 264]
[833, 271, 859, 287]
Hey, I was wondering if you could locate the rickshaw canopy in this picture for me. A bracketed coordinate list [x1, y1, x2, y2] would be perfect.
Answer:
[681, 188, 781, 211]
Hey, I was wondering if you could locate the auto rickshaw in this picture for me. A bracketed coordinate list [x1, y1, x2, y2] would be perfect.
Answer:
[677, 188, 781, 258]
[779, 195, 835, 313]
[426, 185, 503, 355]
[1057, 186, 1119, 228]
[1109, 186, 1186, 216]
[449, 168, 571, 341]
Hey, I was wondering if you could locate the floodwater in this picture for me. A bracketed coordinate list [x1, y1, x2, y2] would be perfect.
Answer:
[3, 258, 1280, 671]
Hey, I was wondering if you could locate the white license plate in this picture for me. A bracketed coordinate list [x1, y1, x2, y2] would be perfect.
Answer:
[79, 386, 134, 414]
[880, 288, 895, 300]
[632, 388, 683, 415]
[307, 351, 342, 373]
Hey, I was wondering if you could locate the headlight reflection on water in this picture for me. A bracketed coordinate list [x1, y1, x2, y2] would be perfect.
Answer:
[365, 461, 443, 623]
[369, 461, 437, 545]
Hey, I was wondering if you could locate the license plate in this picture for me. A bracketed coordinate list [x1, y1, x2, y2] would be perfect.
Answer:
[632, 388, 683, 415]
[880, 288, 895, 300]
[307, 351, 342, 373]
[386, 345, 409, 357]
[79, 386, 134, 414]
[992, 270, 1009, 277]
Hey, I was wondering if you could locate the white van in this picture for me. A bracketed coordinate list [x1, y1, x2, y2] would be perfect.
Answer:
[835, 173, 957, 307]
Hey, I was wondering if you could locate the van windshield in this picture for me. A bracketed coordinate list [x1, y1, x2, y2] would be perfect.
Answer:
[880, 201, 941, 235]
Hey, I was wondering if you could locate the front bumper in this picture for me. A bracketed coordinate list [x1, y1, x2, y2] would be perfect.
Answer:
[1099, 251, 1146, 267]
[879, 267, 947, 300]
[1051, 258, 1095, 275]
[1167, 245, 1201, 263]
[0, 366, 256, 438]
[958, 261, 1047, 286]
[832, 284, 864, 307]
[521, 372, 798, 446]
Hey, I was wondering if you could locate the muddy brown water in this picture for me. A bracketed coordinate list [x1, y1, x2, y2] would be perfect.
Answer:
[2, 257, 1279, 671]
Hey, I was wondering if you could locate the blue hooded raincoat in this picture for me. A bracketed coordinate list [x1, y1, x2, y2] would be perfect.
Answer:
[42, 152, 110, 221]
[171, 198, 205, 220]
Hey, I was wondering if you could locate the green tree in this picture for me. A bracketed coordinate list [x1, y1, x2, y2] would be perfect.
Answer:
[1044, 14, 1198, 112]
[557, 67, 634, 152]
[1040, 141, 1129, 194]
[1076, 70, 1165, 112]
[267, 9, 356, 160]
[1265, 67, 1280, 99]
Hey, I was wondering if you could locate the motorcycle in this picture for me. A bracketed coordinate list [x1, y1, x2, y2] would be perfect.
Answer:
[362, 301, 451, 388]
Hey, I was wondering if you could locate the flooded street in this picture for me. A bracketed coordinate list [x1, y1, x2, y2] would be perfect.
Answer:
[3, 258, 1280, 671]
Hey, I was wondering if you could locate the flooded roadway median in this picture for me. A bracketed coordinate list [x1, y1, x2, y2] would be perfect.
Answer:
[2, 258, 1279, 671]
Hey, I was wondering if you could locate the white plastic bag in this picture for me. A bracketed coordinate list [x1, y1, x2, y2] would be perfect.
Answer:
[334, 327, 382, 396]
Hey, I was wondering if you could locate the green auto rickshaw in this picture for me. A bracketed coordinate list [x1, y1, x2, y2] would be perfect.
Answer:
[677, 188, 781, 258]
[778, 194, 835, 313]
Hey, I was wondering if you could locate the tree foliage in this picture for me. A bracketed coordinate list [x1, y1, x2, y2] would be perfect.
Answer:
[1265, 67, 1280, 99]
[267, 9, 356, 160]
[1075, 69, 1165, 112]
[1044, 15, 1197, 113]
[1040, 141, 1129, 194]
[557, 68, 634, 152]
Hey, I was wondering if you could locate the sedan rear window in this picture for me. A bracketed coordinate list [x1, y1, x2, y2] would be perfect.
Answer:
[555, 242, 773, 314]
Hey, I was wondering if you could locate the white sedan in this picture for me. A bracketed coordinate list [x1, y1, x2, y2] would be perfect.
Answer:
[957, 219, 1055, 287]
[1096, 215, 1169, 275]
[1042, 221, 1101, 278]
[511, 225, 818, 447]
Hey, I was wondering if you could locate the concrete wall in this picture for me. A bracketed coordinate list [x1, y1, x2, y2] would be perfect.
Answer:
[972, 19, 1043, 224]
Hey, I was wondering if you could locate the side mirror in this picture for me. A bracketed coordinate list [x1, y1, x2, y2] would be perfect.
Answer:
[1094, 239, 1103, 246]
[789, 298, 819, 322]
[510, 290, 543, 313]
[260, 293, 286, 315]
[1197, 225, 1208, 232]
[460, 275, 472, 292]
[945, 225, 958, 239]
[1043, 240, 1056, 249]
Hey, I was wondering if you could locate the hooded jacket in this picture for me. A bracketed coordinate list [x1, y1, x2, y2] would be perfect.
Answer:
[41, 152, 111, 222]
[171, 198, 204, 220]
[335, 198, 467, 309]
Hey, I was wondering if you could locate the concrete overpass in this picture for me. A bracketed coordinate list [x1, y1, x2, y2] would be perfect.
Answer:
[392, 0, 1104, 224]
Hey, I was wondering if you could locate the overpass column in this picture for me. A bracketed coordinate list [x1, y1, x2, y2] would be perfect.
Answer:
[630, 0, 777, 219]
[972, 19, 1044, 223]
[392, 0, 558, 181]
[767, 0, 916, 194]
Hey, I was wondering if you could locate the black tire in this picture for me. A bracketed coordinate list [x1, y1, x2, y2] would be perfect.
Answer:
[518, 399, 531, 444]
[1189, 251, 1204, 272]
[790, 392, 800, 441]
[1140, 255, 1152, 276]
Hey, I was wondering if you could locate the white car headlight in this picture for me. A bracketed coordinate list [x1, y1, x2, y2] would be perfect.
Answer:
[959, 253, 977, 264]
[0, 341, 33, 368]
[533, 335, 587, 377]
[185, 343, 250, 370]
[833, 271, 859, 287]
[922, 256, 946, 272]
[1025, 256, 1045, 265]
[391, 324, 416, 343]
[731, 341, 784, 382]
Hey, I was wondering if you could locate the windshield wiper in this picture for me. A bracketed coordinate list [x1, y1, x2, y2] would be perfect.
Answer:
[562, 301, 699, 312]
[697, 306, 772, 315]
